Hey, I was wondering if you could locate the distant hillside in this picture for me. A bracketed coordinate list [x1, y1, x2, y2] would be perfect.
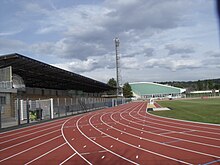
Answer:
[156, 78, 220, 92]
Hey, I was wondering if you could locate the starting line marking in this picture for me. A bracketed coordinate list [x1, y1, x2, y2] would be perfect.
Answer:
[80, 150, 108, 155]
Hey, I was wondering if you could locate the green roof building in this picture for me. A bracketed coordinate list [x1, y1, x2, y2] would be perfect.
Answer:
[130, 82, 186, 99]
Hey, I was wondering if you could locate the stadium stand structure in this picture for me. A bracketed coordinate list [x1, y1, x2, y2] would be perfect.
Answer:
[130, 82, 186, 100]
[0, 53, 121, 129]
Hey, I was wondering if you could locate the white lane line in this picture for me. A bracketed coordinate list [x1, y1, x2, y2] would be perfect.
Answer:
[130, 107, 220, 142]
[147, 110, 220, 128]
[112, 106, 220, 158]
[97, 104, 192, 164]
[124, 111, 220, 149]
[59, 153, 77, 165]
[0, 135, 62, 163]
[0, 124, 61, 144]
[24, 143, 67, 165]
[80, 150, 107, 155]
[0, 129, 60, 152]
[61, 117, 92, 165]
[144, 111, 220, 135]
[78, 115, 139, 165]
[0, 118, 67, 137]
[96, 112, 192, 164]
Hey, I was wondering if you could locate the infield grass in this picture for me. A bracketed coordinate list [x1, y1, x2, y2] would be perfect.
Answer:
[150, 98, 220, 124]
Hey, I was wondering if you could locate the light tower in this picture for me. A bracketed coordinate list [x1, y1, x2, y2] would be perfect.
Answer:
[114, 37, 120, 97]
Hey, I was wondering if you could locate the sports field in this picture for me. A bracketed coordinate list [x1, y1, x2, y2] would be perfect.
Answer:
[1, 102, 220, 164]
[151, 98, 220, 124]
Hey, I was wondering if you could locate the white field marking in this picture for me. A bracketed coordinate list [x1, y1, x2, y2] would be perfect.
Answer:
[71, 138, 75, 141]
[59, 153, 77, 165]
[0, 116, 71, 136]
[24, 142, 67, 165]
[101, 155, 105, 159]
[125, 104, 220, 149]
[94, 113, 192, 165]
[110, 145, 113, 148]
[0, 135, 62, 163]
[61, 116, 92, 165]
[83, 145, 87, 148]
[77, 114, 139, 165]
[148, 109, 220, 127]
[136, 155, 138, 159]
[0, 124, 61, 144]
[144, 105, 220, 131]
[130, 107, 220, 141]
[143, 113, 220, 135]
[99, 150, 108, 153]
[123, 109, 220, 149]
[0, 120, 65, 139]
[0, 129, 60, 152]
[107, 105, 220, 159]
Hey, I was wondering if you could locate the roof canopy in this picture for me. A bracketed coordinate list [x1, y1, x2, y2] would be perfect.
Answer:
[0, 53, 113, 93]
[130, 82, 185, 96]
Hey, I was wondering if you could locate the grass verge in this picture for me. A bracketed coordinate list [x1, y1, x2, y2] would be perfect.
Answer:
[150, 98, 220, 124]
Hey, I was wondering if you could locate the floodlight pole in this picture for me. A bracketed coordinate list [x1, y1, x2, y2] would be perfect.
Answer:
[114, 37, 120, 98]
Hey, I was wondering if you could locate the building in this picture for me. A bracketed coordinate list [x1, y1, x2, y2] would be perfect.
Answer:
[130, 82, 186, 99]
[0, 53, 114, 128]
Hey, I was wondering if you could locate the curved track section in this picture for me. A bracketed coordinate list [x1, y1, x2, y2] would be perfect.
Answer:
[0, 102, 219, 164]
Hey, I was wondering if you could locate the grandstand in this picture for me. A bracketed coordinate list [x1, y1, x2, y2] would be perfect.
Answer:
[130, 82, 186, 99]
[0, 53, 117, 129]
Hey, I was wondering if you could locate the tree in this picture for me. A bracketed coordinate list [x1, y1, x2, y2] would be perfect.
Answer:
[197, 80, 203, 90]
[208, 80, 213, 90]
[107, 78, 117, 95]
[123, 82, 133, 98]
[107, 78, 117, 87]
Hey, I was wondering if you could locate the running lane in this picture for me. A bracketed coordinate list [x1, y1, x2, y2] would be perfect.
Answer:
[0, 102, 219, 164]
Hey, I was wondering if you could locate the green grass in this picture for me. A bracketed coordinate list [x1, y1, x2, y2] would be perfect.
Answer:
[150, 98, 220, 124]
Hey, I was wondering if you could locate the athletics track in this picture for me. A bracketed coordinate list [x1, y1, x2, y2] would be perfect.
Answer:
[0, 102, 220, 164]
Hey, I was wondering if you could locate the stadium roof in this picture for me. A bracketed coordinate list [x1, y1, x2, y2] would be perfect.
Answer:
[130, 82, 185, 96]
[0, 53, 114, 93]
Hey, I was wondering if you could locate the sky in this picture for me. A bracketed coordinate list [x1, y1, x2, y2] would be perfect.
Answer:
[0, 0, 220, 84]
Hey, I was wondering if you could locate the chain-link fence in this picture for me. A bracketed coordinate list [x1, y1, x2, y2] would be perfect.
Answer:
[0, 97, 131, 129]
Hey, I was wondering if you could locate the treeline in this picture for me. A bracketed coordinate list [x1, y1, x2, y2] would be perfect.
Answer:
[156, 78, 220, 92]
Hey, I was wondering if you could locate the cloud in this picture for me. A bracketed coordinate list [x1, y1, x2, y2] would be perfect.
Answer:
[0, 38, 26, 52]
[165, 44, 195, 55]
[53, 54, 115, 73]
[145, 58, 202, 71]
[21, 0, 197, 61]
[0, 0, 218, 82]
[0, 30, 22, 36]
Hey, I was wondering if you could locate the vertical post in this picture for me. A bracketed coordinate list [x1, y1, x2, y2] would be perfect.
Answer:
[20, 100, 24, 121]
[50, 98, 54, 119]
[57, 98, 60, 117]
[114, 37, 120, 99]
[0, 105, 2, 128]
[26, 99, 30, 124]
[17, 99, 21, 125]
[65, 98, 67, 116]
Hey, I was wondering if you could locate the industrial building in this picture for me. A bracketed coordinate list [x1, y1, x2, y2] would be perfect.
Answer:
[130, 82, 186, 99]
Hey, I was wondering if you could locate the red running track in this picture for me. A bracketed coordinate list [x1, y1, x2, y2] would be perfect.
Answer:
[0, 102, 220, 165]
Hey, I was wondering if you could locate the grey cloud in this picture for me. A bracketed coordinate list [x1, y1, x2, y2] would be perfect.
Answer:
[165, 44, 195, 55]
[145, 58, 202, 71]
[29, 0, 195, 60]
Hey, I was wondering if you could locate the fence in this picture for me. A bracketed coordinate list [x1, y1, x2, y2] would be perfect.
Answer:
[0, 97, 131, 129]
